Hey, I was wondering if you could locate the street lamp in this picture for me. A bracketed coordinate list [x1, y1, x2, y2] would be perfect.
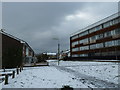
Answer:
[52, 38, 60, 65]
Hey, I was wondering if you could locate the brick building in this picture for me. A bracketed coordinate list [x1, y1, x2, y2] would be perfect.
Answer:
[0, 30, 35, 68]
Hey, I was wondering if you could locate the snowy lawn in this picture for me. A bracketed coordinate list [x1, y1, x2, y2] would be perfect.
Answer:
[1, 60, 119, 88]
[55, 61, 119, 84]
[2, 66, 87, 88]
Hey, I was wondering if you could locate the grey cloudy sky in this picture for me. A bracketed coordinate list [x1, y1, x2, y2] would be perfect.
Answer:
[2, 2, 118, 54]
[0, 2, 2, 29]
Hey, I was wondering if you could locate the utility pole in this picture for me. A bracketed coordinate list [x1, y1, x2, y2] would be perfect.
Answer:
[53, 38, 60, 65]
[58, 42, 60, 65]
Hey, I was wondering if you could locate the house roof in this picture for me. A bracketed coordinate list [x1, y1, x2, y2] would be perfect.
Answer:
[0, 29, 35, 53]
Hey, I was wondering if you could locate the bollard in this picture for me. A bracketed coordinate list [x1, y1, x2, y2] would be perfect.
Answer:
[21, 66, 23, 70]
[12, 71, 15, 78]
[17, 67, 19, 75]
[20, 67, 21, 72]
[22, 66, 23, 70]
[47, 62, 49, 66]
[5, 74, 8, 85]
[3, 67, 5, 72]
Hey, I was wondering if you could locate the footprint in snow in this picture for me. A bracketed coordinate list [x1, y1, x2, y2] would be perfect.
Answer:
[21, 82, 25, 84]
[72, 78, 75, 80]
[21, 85, 24, 87]
[112, 66, 115, 68]
[14, 81, 17, 83]
[33, 76, 37, 78]
[26, 79, 29, 81]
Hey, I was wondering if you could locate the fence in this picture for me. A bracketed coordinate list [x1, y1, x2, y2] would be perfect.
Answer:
[0, 66, 23, 85]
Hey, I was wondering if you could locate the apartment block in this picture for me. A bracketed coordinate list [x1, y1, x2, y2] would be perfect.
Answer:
[70, 12, 120, 60]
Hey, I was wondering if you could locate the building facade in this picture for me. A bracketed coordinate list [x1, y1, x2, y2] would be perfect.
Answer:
[0, 30, 36, 68]
[59, 50, 70, 60]
[70, 12, 120, 60]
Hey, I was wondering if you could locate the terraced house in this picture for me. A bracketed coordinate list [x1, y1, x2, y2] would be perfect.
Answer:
[70, 12, 120, 60]
[0, 30, 36, 68]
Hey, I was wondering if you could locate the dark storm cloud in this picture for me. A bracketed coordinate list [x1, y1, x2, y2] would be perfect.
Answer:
[2, 2, 118, 53]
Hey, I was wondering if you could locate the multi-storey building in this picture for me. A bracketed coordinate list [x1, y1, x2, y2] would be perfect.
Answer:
[70, 12, 120, 60]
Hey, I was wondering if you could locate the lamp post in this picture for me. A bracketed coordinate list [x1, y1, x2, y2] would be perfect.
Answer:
[53, 38, 60, 65]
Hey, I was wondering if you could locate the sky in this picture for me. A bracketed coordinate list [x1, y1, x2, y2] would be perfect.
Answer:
[2, 2, 118, 54]
[0, 2, 1, 27]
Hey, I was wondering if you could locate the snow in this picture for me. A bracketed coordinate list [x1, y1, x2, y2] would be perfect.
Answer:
[47, 60, 58, 62]
[0, 76, 5, 79]
[55, 61, 119, 84]
[0, 69, 16, 72]
[43, 53, 56, 55]
[1, 60, 119, 88]
[0, 72, 12, 75]
[2, 66, 87, 88]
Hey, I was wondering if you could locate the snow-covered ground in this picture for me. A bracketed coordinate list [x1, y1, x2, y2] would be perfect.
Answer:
[1, 66, 87, 88]
[53, 61, 119, 84]
[1, 60, 120, 89]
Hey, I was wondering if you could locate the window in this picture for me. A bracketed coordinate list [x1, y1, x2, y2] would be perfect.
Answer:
[89, 25, 102, 33]
[105, 41, 115, 47]
[80, 46, 89, 51]
[26, 48, 29, 56]
[79, 38, 88, 44]
[115, 39, 120, 46]
[115, 28, 120, 34]
[89, 28, 96, 33]
[96, 43, 104, 48]
[72, 54, 79, 57]
[80, 54, 88, 57]
[103, 21, 111, 28]
[104, 31, 112, 37]
[79, 31, 88, 37]
[95, 25, 102, 31]
[118, 17, 120, 23]
[71, 35, 78, 40]
[111, 30, 116, 36]
[90, 43, 103, 49]
[96, 34, 104, 40]
[109, 20, 113, 26]
[90, 36, 96, 42]
[113, 18, 119, 25]
[72, 41, 78, 47]
[90, 44, 96, 49]
[72, 47, 79, 52]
